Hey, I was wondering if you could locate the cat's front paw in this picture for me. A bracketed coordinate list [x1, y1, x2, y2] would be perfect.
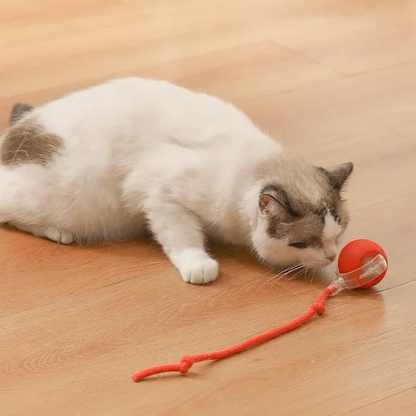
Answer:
[180, 257, 219, 285]
[171, 249, 219, 284]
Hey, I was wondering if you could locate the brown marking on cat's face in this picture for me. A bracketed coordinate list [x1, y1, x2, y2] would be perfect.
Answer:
[253, 155, 353, 268]
[1, 123, 64, 166]
[260, 179, 350, 248]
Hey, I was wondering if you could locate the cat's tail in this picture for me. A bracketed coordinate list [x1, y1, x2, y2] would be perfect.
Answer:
[9, 103, 34, 126]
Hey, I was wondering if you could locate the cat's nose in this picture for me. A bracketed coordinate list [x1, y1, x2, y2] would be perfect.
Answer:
[327, 255, 336, 262]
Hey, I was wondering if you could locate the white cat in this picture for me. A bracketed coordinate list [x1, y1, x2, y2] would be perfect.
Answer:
[0, 77, 353, 284]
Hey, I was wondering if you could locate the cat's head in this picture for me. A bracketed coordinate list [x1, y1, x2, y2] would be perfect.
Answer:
[251, 157, 353, 270]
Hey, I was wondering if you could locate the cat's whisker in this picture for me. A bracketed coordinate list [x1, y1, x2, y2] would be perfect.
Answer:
[267, 264, 302, 282]
[273, 264, 304, 280]
[309, 268, 317, 283]
[275, 265, 307, 283]
[287, 266, 308, 281]
[267, 269, 297, 287]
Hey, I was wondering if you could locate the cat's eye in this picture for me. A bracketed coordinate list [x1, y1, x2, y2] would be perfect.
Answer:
[289, 241, 308, 249]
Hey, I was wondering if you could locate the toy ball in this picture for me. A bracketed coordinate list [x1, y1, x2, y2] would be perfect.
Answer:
[335, 239, 388, 293]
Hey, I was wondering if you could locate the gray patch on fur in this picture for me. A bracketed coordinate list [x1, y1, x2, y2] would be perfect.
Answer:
[10, 103, 34, 126]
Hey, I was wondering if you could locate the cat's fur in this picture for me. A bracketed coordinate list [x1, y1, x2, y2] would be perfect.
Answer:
[0, 77, 353, 284]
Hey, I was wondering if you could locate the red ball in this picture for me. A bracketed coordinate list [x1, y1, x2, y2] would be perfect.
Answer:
[338, 239, 388, 289]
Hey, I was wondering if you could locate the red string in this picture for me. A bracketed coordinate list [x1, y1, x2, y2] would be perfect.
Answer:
[132, 287, 334, 382]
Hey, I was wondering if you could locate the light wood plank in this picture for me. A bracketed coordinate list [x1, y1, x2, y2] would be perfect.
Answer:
[345, 388, 416, 416]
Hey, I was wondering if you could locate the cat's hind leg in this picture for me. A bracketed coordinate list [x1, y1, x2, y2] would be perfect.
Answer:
[0, 165, 74, 244]
[1, 109, 75, 244]
[11, 223, 75, 244]
[0, 167, 18, 225]
[41, 226, 74, 244]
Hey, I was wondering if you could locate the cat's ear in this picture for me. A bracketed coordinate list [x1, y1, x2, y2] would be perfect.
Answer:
[10, 103, 33, 126]
[260, 186, 294, 217]
[320, 162, 354, 191]
[260, 194, 283, 216]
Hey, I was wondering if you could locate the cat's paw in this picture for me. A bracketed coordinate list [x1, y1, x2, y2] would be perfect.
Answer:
[44, 226, 74, 245]
[180, 257, 219, 284]
[171, 249, 219, 284]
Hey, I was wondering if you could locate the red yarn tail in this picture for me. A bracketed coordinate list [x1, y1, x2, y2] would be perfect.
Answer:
[132, 287, 334, 382]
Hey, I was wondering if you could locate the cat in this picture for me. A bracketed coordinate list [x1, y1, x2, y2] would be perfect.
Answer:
[0, 77, 353, 284]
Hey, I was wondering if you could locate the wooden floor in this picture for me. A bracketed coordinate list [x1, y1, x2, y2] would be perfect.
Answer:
[1, 1, 416, 415]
